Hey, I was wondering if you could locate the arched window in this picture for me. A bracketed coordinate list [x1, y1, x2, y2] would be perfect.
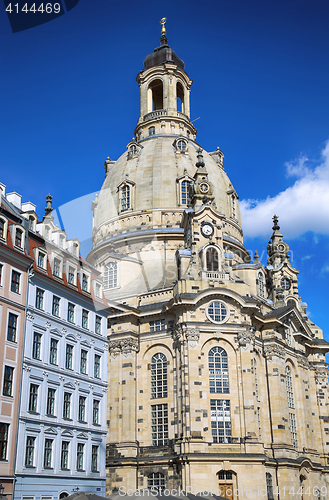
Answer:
[206, 247, 219, 271]
[181, 180, 190, 205]
[148, 472, 165, 491]
[209, 347, 229, 393]
[285, 365, 294, 408]
[149, 126, 155, 136]
[149, 79, 163, 110]
[230, 194, 237, 218]
[130, 145, 137, 155]
[104, 262, 117, 289]
[151, 353, 167, 399]
[122, 185, 130, 211]
[266, 473, 274, 500]
[28, 216, 34, 231]
[286, 365, 298, 450]
[176, 82, 184, 112]
[258, 272, 265, 298]
[15, 228, 23, 248]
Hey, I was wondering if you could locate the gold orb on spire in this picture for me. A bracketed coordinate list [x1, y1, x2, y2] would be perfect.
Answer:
[160, 17, 167, 36]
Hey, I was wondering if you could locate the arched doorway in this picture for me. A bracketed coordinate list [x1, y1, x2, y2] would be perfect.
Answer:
[217, 471, 234, 500]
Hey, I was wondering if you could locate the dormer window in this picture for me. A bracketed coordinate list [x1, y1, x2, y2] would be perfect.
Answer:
[53, 258, 61, 277]
[68, 266, 75, 285]
[0, 219, 4, 239]
[181, 180, 191, 206]
[177, 139, 187, 152]
[15, 228, 23, 248]
[38, 251, 46, 270]
[82, 273, 89, 292]
[149, 126, 155, 136]
[28, 216, 35, 231]
[122, 185, 130, 211]
[95, 283, 101, 298]
[281, 277, 291, 290]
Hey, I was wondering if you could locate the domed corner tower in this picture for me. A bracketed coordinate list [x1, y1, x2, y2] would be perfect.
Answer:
[89, 21, 329, 500]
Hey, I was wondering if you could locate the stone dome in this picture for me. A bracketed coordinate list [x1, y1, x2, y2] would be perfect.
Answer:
[92, 135, 243, 247]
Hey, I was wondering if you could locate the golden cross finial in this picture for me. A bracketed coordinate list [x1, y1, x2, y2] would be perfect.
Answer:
[160, 17, 167, 36]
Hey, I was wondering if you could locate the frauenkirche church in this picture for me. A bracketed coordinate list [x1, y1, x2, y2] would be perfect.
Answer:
[87, 20, 329, 500]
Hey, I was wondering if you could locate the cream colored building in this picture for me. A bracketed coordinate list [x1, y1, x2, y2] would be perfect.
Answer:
[87, 27, 329, 500]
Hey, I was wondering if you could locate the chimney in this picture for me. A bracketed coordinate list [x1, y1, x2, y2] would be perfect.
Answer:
[6, 192, 22, 210]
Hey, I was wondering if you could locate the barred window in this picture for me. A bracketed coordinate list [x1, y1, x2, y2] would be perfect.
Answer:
[181, 180, 191, 205]
[209, 347, 229, 394]
[104, 262, 117, 289]
[148, 472, 165, 491]
[150, 319, 165, 332]
[7, 312, 18, 342]
[289, 412, 298, 450]
[122, 185, 130, 211]
[151, 353, 167, 399]
[0, 423, 9, 460]
[151, 404, 168, 446]
[210, 399, 231, 443]
[286, 366, 294, 409]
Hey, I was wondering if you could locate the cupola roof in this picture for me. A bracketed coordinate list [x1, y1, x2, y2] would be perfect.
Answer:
[144, 37, 185, 70]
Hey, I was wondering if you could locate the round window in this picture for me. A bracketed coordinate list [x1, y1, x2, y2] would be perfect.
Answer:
[281, 277, 291, 290]
[177, 140, 187, 151]
[207, 301, 228, 323]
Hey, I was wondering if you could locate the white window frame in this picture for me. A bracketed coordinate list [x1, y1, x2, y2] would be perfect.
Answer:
[103, 262, 118, 290]
[37, 250, 47, 271]
[67, 264, 77, 286]
[52, 256, 62, 278]
[6, 309, 20, 344]
[117, 180, 135, 213]
[10, 266, 21, 295]
[81, 271, 90, 293]
[0, 216, 8, 242]
[14, 225, 25, 250]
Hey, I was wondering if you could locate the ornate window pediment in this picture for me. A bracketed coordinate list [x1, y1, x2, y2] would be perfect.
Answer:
[117, 179, 135, 212]
[126, 140, 142, 160]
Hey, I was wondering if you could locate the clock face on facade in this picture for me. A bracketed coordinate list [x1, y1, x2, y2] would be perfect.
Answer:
[201, 222, 214, 237]
[199, 182, 209, 193]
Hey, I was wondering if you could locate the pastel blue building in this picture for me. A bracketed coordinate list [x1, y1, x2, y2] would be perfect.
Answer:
[14, 203, 109, 500]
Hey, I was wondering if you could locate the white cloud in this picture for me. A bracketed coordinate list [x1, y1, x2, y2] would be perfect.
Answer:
[240, 140, 329, 238]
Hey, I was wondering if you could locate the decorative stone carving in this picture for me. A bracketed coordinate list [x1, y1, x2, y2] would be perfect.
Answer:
[185, 329, 200, 348]
[108, 338, 139, 357]
[297, 355, 310, 370]
[59, 376, 65, 382]
[26, 312, 34, 322]
[46, 321, 51, 328]
[43, 371, 48, 377]
[264, 344, 285, 359]
[62, 328, 67, 334]
[237, 329, 255, 347]
[313, 366, 329, 382]
[23, 364, 31, 372]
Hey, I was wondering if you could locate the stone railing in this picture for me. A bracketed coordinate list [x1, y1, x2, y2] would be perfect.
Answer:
[143, 110, 168, 121]
[202, 270, 230, 281]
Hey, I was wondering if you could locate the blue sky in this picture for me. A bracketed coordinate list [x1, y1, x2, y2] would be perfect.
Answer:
[1, 0, 329, 341]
